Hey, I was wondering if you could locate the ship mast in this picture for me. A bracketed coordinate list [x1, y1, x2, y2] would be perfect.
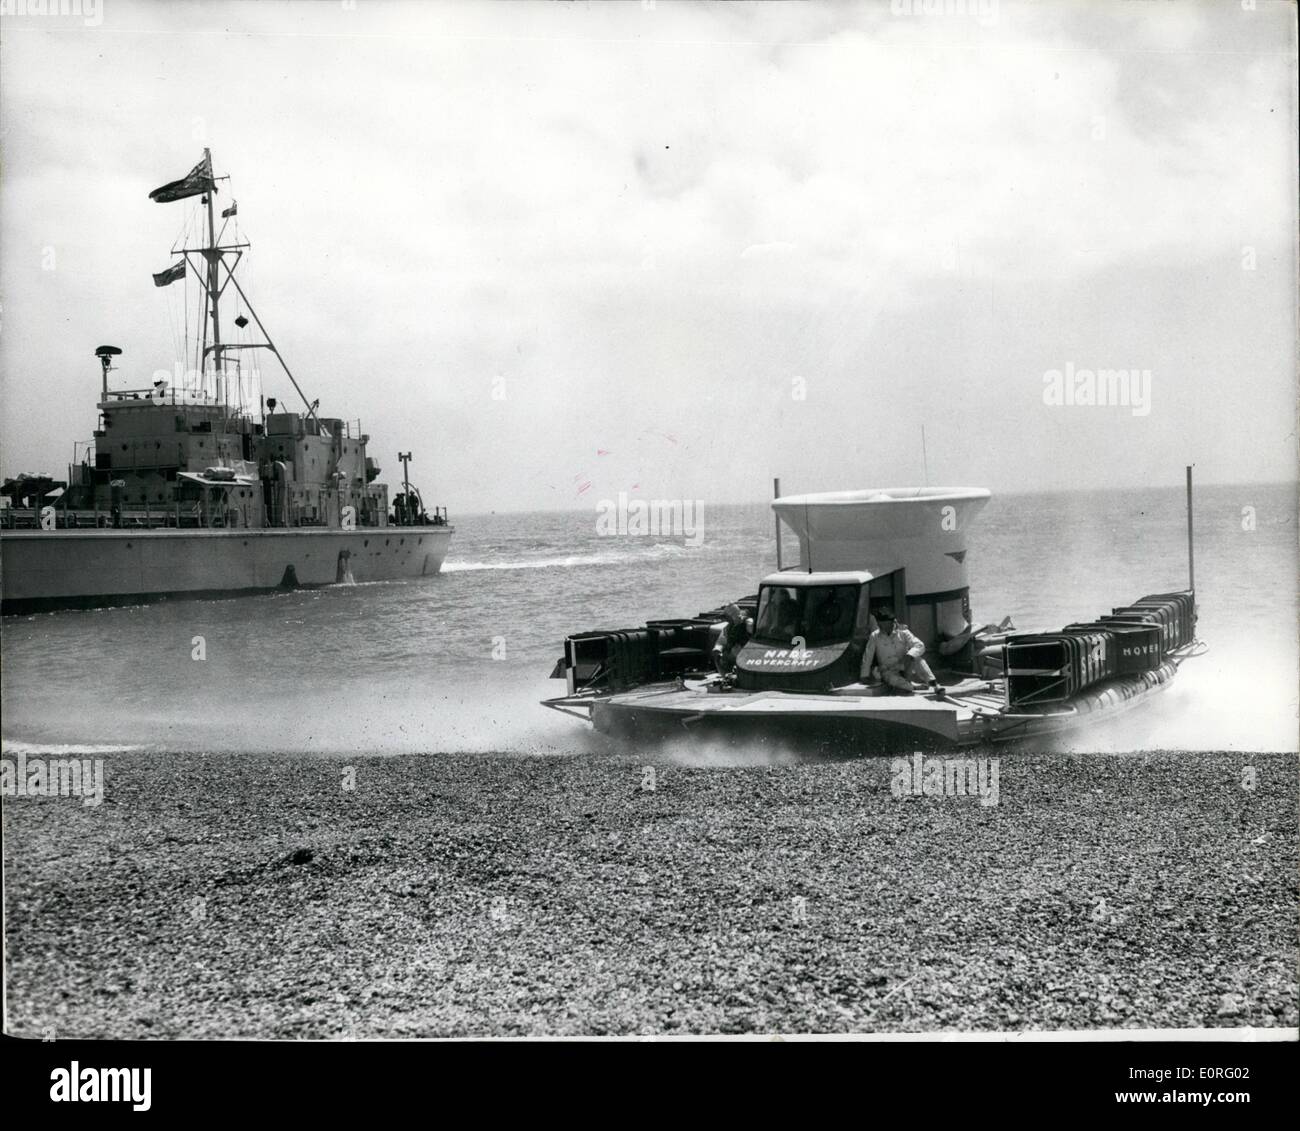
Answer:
[203, 149, 223, 408]
[178, 150, 323, 431]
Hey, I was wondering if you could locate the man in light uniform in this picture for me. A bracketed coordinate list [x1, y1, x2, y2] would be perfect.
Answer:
[860, 608, 943, 697]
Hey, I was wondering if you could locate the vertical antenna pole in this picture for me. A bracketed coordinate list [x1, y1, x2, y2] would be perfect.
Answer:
[1185, 464, 1195, 593]
[921, 425, 929, 486]
[399, 452, 412, 525]
[773, 477, 783, 571]
[805, 497, 813, 573]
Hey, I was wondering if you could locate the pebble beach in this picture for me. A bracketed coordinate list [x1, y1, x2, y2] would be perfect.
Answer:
[4, 747, 1296, 1038]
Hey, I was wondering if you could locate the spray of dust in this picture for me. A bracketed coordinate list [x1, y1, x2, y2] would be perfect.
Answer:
[648, 732, 813, 769]
[1038, 639, 1297, 754]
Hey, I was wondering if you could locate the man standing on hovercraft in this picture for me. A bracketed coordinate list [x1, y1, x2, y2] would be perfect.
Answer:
[860, 608, 944, 697]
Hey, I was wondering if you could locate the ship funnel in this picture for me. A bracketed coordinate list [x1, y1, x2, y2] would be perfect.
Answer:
[772, 487, 991, 599]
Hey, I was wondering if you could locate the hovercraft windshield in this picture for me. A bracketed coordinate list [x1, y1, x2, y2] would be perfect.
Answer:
[753, 583, 861, 648]
[732, 573, 879, 692]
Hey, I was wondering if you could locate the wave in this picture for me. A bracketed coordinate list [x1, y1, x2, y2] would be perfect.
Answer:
[1, 739, 156, 756]
[442, 541, 708, 573]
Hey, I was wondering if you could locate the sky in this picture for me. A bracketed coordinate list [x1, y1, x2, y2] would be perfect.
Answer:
[1, 0, 1296, 513]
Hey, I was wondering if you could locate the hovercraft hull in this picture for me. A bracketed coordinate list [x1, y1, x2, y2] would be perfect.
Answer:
[576, 661, 1182, 754]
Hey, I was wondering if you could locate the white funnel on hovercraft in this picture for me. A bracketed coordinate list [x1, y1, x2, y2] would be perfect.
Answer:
[772, 487, 990, 598]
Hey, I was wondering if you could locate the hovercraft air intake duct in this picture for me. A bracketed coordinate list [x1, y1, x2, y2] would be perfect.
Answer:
[552, 600, 758, 694]
[1004, 589, 1194, 708]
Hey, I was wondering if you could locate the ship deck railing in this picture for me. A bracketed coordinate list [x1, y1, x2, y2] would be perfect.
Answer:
[1, 506, 206, 531]
[1, 506, 402, 532]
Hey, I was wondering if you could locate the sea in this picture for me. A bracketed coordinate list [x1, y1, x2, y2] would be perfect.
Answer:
[2, 482, 1296, 756]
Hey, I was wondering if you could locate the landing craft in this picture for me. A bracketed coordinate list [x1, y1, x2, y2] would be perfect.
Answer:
[543, 472, 1204, 752]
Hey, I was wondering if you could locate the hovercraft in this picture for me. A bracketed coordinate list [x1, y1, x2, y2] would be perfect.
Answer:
[542, 473, 1204, 752]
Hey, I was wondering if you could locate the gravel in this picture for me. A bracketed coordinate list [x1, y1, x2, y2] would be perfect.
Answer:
[3, 747, 1295, 1037]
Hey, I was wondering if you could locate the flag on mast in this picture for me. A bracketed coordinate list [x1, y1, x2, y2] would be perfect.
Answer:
[152, 261, 186, 287]
[221, 200, 238, 219]
[148, 153, 215, 203]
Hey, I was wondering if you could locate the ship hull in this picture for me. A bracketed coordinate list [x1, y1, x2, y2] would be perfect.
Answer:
[0, 526, 453, 614]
